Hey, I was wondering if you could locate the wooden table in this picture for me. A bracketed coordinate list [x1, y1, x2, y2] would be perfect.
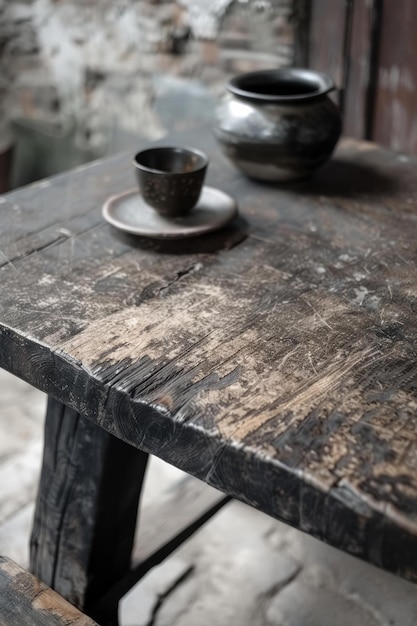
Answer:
[1, 129, 417, 622]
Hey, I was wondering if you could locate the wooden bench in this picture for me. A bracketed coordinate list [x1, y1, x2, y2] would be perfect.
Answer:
[0, 556, 98, 625]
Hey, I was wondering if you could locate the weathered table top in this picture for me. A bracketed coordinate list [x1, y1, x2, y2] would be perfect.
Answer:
[1, 129, 417, 582]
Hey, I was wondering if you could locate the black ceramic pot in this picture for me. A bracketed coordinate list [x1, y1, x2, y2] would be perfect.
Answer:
[213, 68, 342, 181]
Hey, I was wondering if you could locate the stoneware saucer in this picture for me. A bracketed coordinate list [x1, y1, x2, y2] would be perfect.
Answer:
[102, 186, 238, 239]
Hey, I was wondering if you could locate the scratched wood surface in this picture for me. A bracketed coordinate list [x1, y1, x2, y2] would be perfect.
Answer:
[0, 556, 97, 625]
[1, 129, 417, 581]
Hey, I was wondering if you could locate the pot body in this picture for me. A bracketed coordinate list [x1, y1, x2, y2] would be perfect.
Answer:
[214, 69, 342, 181]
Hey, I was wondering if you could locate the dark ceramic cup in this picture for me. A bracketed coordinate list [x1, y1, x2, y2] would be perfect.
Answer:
[133, 146, 208, 217]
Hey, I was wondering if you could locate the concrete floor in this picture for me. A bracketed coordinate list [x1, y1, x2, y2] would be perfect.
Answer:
[1, 367, 417, 625]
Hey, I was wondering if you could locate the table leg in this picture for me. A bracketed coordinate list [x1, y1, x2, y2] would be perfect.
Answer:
[30, 396, 148, 626]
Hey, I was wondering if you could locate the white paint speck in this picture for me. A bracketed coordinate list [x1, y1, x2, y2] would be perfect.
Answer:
[38, 275, 55, 286]
[339, 253, 355, 263]
[353, 286, 369, 306]
[368, 295, 381, 311]
[353, 272, 367, 282]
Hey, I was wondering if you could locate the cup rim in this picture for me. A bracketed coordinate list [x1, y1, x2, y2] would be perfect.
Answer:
[133, 145, 209, 176]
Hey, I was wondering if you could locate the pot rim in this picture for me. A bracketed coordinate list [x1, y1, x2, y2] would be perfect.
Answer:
[227, 68, 335, 103]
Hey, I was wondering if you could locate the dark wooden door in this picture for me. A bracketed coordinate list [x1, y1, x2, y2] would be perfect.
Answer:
[308, 0, 417, 155]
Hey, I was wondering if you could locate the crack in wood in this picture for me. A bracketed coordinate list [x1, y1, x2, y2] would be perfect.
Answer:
[156, 262, 203, 296]
[0, 235, 69, 269]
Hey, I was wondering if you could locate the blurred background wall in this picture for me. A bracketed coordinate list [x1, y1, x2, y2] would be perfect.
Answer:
[1, 0, 417, 192]
[0, 0, 305, 188]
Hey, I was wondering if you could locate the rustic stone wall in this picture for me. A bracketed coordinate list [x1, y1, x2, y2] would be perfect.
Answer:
[0, 0, 298, 184]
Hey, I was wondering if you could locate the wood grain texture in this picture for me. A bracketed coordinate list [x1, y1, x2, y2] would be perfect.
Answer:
[308, 0, 346, 92]
[2, 129, 417, 580]
[30, 398, 148, 622]
[342, 0, 375, 139]
[372, 0, 417, 154]
[0, 556, 97, 625]
[309, 0, 417, 156]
